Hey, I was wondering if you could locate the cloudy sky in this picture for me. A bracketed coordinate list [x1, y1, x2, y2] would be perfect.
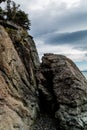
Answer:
[1, 0, 87, 70]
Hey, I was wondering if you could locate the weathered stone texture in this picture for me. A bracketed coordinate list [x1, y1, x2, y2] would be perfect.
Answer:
[1, 22, 87, 130]
[38, 53, 87, 130]
[0, 25, 39, 130]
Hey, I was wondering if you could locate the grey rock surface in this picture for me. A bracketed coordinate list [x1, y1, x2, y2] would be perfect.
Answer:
[37, 53, 87, 130]
[33, 112, 58, 130]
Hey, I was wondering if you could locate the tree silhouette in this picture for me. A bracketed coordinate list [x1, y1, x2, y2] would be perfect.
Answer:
[6, 0, 20, 20]
[0, 0, 6, 3]
[0, 7, 4, 19]
[0, 0, 31, 30]
[14, 10, 31, 30]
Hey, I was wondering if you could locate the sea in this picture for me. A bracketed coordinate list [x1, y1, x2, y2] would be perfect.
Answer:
[82, 71, 87, 79]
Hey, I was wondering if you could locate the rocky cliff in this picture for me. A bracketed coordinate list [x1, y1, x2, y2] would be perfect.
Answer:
[37, 54, 87, 130]
[0, 24, 39, 130]
[0, 23, 87, 130]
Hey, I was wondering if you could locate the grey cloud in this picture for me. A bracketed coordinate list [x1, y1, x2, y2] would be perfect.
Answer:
[28, 0, 87, 64]
[30, 12, 87, 38]
[43, 30, 87, 44]
[12, 0, 87, 65]
[12, 0, 87, 38]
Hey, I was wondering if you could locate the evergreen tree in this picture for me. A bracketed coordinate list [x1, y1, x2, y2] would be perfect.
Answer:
[0, 0, 31, 30]
[0, 0, 6, 3]
[6, 0, 11, 20]
[14, 10, 31, 30]
[11, 1, 20, 20]
[6, 0, 20, 21]
[0, 7, 4, 19]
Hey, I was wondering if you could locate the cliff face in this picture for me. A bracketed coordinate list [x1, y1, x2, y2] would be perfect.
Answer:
[1, 23, 87, 130]
[0, 25, 39, 130]
[37, 54, 87, 130]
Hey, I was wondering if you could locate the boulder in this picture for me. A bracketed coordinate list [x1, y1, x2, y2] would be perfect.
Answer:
[38, 53, 87, 130]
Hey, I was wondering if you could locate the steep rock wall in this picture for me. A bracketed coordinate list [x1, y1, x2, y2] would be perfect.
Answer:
[0, 25, 39, 130]
[37, 54, 87, 130]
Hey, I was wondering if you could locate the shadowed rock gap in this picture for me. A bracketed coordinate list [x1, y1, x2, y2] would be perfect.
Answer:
[36, 54, 87, 130]
[34, 60, 60, 130]
[38, 69, 59, 116]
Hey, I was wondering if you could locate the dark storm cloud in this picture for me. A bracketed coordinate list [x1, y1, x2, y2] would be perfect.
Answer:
[43, 30, 87, 44]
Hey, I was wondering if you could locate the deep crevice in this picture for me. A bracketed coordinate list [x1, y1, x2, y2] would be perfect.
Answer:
[34, 66, 60, 130]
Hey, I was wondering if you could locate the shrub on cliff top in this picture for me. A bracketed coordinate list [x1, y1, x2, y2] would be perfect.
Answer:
[0, 0, 6, 3]
[0, 0, 31, 30]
